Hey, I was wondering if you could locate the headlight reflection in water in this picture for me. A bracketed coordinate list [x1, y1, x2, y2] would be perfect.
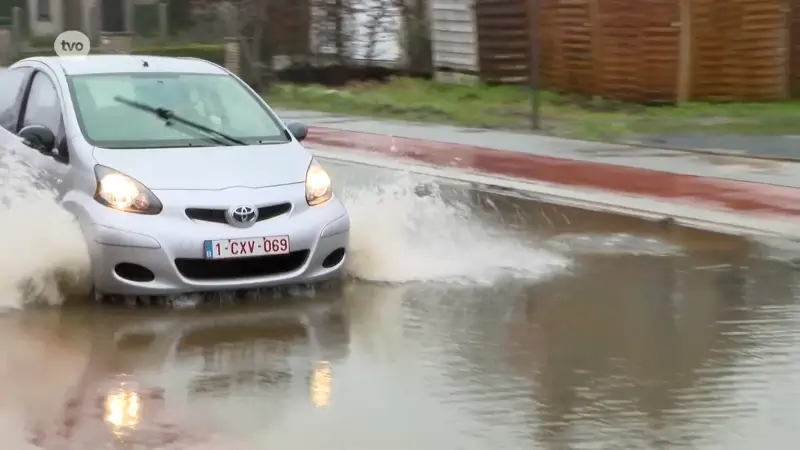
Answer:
[104, 388, 142, 436]
[310, 361, 332, 407]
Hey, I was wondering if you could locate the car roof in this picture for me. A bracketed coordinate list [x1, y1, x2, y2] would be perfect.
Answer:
[23, 54, 229, 76]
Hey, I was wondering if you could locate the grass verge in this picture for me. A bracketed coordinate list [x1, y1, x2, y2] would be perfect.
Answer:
[265, 78, 800, 142]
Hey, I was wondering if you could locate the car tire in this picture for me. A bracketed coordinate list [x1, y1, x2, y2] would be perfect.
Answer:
[91, 287, 125, 305]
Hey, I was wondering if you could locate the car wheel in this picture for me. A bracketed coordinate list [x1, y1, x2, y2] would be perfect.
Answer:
[91, 286, 103, 303]
[91, 287, 124, 304]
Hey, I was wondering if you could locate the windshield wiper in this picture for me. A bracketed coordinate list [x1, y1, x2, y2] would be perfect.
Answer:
[114, 96, 247, 146]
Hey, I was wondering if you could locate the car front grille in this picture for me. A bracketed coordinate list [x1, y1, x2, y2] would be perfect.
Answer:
[174, 250, 309, 280]
[185, 203, 292, 224]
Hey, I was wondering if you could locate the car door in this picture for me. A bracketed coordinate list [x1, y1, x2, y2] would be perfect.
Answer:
[0, 67, 33, 134]
[0, 67, 41, 198]
[17, 69, 72, 199]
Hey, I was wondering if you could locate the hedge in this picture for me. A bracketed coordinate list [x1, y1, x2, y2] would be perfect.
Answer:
[14, 47, 57, 60]
[131, 44, 225, 65]
[13, 44, 225, 66]
[132, 4, 160, 38]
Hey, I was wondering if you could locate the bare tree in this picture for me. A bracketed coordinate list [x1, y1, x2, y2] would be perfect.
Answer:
[361, 0, 399, 64]
[309, 0, 353, 64]
[188, 0, 427, 85]
[188, 0, 272, 90]
[397, 0, 433, 74]
[310, 0, 404, 66]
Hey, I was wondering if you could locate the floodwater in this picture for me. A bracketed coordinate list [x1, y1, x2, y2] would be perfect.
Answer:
[2, 156, 800, 450]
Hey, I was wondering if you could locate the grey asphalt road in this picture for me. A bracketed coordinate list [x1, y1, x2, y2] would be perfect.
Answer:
[3, 159, 800, 450]
[638, 134, 800, 161]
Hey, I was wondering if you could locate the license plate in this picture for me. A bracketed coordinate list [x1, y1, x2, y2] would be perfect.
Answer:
[204, 235, 290, 259]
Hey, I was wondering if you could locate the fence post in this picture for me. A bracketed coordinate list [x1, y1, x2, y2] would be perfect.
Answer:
[527, 0, 541, 130]
[676, 0, 692, 103]
[224, 37, 241, 75]
[124, 0, 135, 33]
[157, 2, 168, 39]
[0, 28, 9, 66]
[89, 4, 101, 44]
[9, 6, 23, 63]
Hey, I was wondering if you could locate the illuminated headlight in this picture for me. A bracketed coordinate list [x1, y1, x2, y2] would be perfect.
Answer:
[305, 159, 332, 206]
[94, 165, 163, 214]
[104, 389, 141, 433]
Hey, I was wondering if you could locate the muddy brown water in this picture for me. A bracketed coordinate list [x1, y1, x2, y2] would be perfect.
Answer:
[4, 160, 800, 450]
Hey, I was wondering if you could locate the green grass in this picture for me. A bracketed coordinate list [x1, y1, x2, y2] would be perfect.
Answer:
[265, 78, 800, 142]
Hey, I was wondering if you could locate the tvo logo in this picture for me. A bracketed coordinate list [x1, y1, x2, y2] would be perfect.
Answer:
[53, 30, 91, 57]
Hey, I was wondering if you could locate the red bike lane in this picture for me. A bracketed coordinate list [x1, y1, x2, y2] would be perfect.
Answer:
[304, 126, 800, 217]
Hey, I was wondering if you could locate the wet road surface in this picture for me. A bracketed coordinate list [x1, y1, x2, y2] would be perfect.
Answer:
[5, 159, 800, 449]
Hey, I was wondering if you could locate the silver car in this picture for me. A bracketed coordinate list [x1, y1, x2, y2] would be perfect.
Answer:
[0, 55, 350, 298]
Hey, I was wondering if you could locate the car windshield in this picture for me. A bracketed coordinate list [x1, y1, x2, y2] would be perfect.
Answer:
[67, 72, 288, 149]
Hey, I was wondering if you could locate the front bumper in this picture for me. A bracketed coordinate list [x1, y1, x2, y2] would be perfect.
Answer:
[83, 193, 350, 296]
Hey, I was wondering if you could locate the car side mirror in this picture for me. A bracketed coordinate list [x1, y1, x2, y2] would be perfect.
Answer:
[286, 122, 308, 142]
[19, 125, 56, 154]
[54, 139, 70, 163]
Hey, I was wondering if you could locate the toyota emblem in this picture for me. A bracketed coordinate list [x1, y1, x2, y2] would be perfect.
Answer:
[227, 205, 258, 227]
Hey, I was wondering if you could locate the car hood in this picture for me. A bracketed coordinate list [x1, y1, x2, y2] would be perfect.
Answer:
[92, 143, 312, 190]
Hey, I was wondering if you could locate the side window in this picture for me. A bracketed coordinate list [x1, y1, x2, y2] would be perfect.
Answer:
[37, 0, 51, 20]
[22, 72, 63, 133]
[0, 68, 31, 132]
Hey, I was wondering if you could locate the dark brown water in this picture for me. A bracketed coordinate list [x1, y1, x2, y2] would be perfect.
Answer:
[3, 160, 800, 450]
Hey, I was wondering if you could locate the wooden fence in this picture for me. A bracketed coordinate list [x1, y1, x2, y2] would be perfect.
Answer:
[470, 0, 795, 103]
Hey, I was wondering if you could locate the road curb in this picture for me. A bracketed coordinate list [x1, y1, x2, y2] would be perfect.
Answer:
[308, 144, 800, 240]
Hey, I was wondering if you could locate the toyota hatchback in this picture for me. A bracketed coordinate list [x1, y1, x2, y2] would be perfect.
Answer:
[0, 55, 350, 299]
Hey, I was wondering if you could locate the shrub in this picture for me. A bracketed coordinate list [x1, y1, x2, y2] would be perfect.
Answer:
[14, 47, 56, 61]
[131, 44, 225, 65]
[12, 44, 226, 66]
[132, 4, 160, 38]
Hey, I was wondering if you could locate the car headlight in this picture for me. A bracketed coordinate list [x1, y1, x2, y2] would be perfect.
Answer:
[94, 165, 163, 214]
[305, 159, 332, 206]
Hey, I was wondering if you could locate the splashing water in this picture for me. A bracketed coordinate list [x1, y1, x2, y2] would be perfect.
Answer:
[0, 145, 91, 310]
[340, 175, 569, 285]
[0, 147, 568, 307]
[546, 232, 683, 256]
